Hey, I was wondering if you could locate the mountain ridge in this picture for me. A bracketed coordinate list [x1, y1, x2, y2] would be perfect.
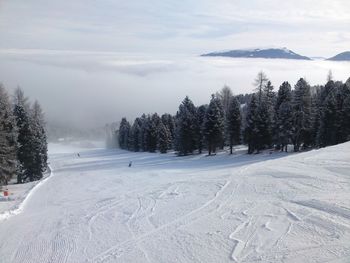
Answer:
[201, 48, 311, 60]
[327, 51, 350, 61]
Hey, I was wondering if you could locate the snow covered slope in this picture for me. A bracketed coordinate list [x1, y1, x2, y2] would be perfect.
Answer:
[0, 142, 349, 262]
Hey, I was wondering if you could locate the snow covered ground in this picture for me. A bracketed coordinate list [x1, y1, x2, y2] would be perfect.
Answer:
[0, 142, 349, 263]
[0, 180, 39, 219]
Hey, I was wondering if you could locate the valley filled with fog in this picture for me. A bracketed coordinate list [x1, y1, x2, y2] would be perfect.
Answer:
[0, 50, 349, 129]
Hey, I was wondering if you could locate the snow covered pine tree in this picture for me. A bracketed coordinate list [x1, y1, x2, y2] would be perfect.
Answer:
[0, 84, 17, 185]
[226, 96, 241, 154]
[203, 95, 225, 155]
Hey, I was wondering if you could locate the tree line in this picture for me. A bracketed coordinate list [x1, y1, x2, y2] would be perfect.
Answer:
[107, 72, 350, 156]
[0, 84, 48, 186]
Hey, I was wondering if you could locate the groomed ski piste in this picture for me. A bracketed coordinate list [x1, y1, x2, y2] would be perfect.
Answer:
[0, 141, 349, 262]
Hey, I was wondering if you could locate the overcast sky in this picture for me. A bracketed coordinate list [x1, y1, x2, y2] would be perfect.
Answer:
[1, 0, 350, 55]
[0, 0, 349, 129]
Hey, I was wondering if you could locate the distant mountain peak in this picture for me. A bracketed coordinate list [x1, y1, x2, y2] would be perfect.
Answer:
[201, 48, 311, 60]
[327, 51, 350, 61]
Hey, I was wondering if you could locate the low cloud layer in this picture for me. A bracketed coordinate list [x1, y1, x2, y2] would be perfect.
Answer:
[0, 49, 349, 129]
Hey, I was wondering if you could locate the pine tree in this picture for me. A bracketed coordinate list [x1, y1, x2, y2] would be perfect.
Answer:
[158, 122, 171, 153]
[217, 86, 233, 149]
[148, 113, 160, 152]
[130, 118, 141, 151]
[255, 100, 271, 152]
[203, 95, 225, 155]
[292, 78, 312, 151]
[161, 113, 175, 144]
[0, 84, 17, 185]
[317, 80, 336, 114]
[118, 118, 131, 150]
[261, 80, 275, 147]
[244, 94, 259, 154]
[196, 105, 207, 154]
[342, 80, 350, 141]
[334, 84, 350, 143]
[318, 91, 337, 146]
[226, 96, 241, 154]
[30, 101, 48, 180]
[13, 88, 35, 182]
[174, 96, 198, 155]
[127, 125, 135, 151]
[264, 81, 275, 108]
[277, 102, 293, 151]
[275, 82, 293, 151]
[138, 114, 147, 151]
[142, 115, 152, 152]
[307, 94, 318, 147]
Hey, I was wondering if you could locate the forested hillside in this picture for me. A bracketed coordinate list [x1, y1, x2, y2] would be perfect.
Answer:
[110, 73, 350, 155]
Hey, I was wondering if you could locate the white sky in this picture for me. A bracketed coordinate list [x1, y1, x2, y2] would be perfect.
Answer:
[0, 0, 349, 128]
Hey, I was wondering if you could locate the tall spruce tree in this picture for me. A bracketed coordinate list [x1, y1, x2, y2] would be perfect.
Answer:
[217, 86, 233, 149]
[265, 81, 275, 124]
[318, 91, 337, 146]
[147, 113, 160, 152]
[142, 115, 152, 152]
[203, 95, 225, 155]
[314, 81, 335, 146]
[226, 96, 241, 154]
[292, 78, 312, 151]
[255, 100, 271, 151]
[275, 82, 293, 151]
[0, 85, 17, 185]
[13, 88, 34, 182]
[334, 84, 350, 143]
[318, 81, 350, 146]
[127, 125, 134, 150]
[175, 96, 198, 155]
[158, 122, 171, 153]
[30, 101, 48, 180]
[264, 81, 275, 108]
[138, 114, 148, 151]
[244, 94, 259, 154]
[342, 80, 350, 140]
[196, 105, 207, 154]
[260, 80, 275, 148]
[161, 113, 175, 144]
[308, 92, 319, 147]
[130, 118, 141, 151]
[118, 118, 131, 150]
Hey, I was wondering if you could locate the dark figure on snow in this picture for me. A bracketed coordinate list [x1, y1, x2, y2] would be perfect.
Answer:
[77, 153, 80, 157]
[128, 161, 132, 167]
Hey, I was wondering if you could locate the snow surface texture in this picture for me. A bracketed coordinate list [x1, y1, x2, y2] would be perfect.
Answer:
[0, 142, 350, 262]
[0, 171, 51, 221]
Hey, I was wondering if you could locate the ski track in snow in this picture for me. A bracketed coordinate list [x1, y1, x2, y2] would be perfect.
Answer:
[0, 142, 350, 262]
[92, 179, 232, 262]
